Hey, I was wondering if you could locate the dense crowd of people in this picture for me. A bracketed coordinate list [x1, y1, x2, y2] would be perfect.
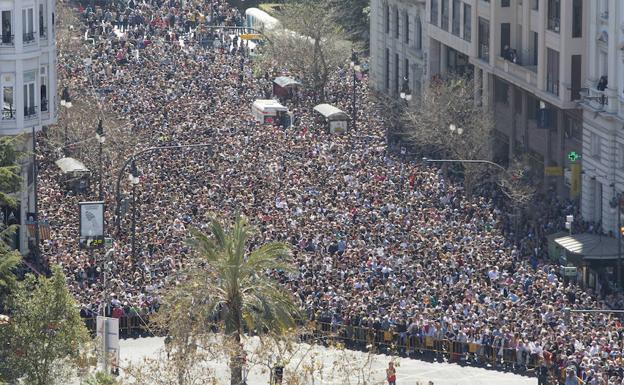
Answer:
[36, 0, 624, 384]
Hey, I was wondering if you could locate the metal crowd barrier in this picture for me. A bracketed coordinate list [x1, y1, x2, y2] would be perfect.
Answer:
[82, 317, 565, 383]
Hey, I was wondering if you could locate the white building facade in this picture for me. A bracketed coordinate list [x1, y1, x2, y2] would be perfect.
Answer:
[370, 0, 428, 99]
[580, 0, 624, 236]
[371, 0, 587, 199]
[0, 0, 57, 253]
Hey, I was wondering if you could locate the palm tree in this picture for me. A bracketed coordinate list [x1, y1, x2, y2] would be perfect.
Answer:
[163, 216, 301, 385]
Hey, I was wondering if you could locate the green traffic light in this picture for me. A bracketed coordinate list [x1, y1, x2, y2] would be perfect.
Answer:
[568, 151, 580, 162]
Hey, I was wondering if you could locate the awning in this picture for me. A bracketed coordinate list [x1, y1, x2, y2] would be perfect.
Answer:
[313, 104, 350, 121]
[273, 76, 300, 88]
[55, 157, 90, 174]
[554, 233, 620, 260]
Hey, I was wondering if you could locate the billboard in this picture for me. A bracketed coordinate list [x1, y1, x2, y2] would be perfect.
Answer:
[79, 201, 104, 248]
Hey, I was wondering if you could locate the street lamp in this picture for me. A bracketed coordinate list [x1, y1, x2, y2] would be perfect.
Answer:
[129, 161, 140, 261]
[60, 87, 72, 151]
[449, 123, 464, 135]
[95, 120, 105, 201]
[350, 51, 362, 131]
[400, 77, 412, 102]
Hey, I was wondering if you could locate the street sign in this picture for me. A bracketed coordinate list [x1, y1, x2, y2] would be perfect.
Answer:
[568, 151, 581, 162]
[240, 33, 262, 40]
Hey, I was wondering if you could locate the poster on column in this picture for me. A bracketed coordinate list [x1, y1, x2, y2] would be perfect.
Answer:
[79, 201, 105, 249]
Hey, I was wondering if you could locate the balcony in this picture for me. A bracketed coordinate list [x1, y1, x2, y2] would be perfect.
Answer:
[24, 106, 38, 120]
[585, 88, 608, 111]
[0, 34, 14, 47]
[494, 55, 538, 88]
[547, 16, 560, 33]
[2, 108, 16, 120]
[23, 32, 35, 44]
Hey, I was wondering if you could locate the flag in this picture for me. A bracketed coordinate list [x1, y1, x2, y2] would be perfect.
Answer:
[25, 220, 51, 240]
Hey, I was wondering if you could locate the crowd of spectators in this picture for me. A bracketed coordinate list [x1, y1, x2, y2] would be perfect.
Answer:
[35, 0, 624, 384]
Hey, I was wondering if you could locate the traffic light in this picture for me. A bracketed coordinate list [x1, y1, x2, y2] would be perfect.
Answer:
[568, 151, 581, 162]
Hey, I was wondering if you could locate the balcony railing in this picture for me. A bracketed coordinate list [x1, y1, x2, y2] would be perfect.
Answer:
[2, 108, 16, 120]
[39, 27, 47, 38]
[24, 105, 38, 119]
[586, 88, 608, 111]
[41, 99, 48, 112]
[495, 56, 538, 87]
[479, 44, 490, 62]
[547, 16, 560, 33]
[23, 32, 35, 44]
[0, 34, 14, 47]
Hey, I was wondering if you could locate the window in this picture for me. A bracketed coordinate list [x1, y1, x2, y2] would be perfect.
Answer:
[395, 53, 400, 93]
[463, 4, 471, 42]
[23, 71, 36, 117]
[415, 16, 422, 49]
[546, 48, 560, 96]
[527, 94, 539, 120]
[39, 4, 46, 38]
[591, 133, 601, 159]
[547, 0, 560, 33]
[571, 55, 581, 101]
[572, 0, 582, 38]
[385, 4, 390, 34]
[501, 0, 510, 7]
[531, 0, 539, 10]
[22, 8, 34, 43]
[385, 49, 390, 90]
[441, 0, 449, 30]
[619, 144, 624, 169]
[404, 58, 409, 81]
[404, 11, 409, 44]
[431, 0, 438, 25]
[1, 10, 12, 45]
[40, 66, 48, 112]
[478, 18, 490, 61]
[2, 75, 14, 120]
[395, 7, 400, 39]
[452, 0, 460, 36]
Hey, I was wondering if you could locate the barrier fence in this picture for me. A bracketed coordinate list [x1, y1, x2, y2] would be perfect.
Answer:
[83, 316, 569, 383]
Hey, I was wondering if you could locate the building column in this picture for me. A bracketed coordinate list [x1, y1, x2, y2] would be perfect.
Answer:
[606, 1, 618, 113]
[489, 0, 499, 67]
[555, 109, 565, 197]
[586, 1, 597, 87]
[469, 0, 478, 58]
[536, 0, 547, 91]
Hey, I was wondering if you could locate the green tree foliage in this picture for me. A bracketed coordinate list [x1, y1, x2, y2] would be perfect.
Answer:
[257, 0, 351, 101]
[0, 266, 89, 385]
[0, 136, 22, 312]
[158, 216, 301, 385]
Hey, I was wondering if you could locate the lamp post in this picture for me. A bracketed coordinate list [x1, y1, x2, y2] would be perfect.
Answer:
[129, 161, 140, 261]
[95, 120, 105, 201]
[350, 51, 362, 131]
[60, 87, 72, 151]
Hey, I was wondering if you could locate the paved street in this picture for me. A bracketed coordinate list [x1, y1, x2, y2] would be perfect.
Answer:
[119, 337, 536, 385]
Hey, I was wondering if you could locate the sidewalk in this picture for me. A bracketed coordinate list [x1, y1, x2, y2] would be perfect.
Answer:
[119, 337, 537, 385]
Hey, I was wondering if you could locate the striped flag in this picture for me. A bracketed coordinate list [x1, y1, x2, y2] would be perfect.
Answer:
[25, 220, 51, 240]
